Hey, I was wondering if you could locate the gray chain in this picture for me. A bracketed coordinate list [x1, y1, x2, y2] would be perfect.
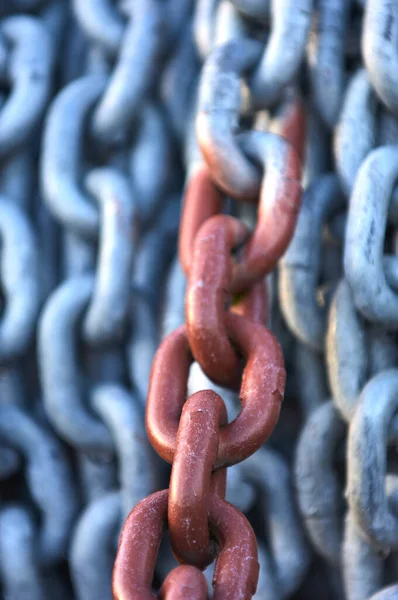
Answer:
[0, 1, 398, 599]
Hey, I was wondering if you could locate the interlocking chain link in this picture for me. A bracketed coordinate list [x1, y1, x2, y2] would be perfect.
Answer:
[112, 5, 306, 596]
[2, 1, 398, 599]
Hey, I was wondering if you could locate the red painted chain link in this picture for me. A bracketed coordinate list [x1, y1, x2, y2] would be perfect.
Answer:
[113, 490, 259, 600]
[168, 390, 227, 568]
[159, 566, 208, 600]
[112, 82, 305, 599]
[146, 318, 285, 466]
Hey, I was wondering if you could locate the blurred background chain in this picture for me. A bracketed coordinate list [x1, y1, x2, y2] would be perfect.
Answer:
[1, 1, 398, 599]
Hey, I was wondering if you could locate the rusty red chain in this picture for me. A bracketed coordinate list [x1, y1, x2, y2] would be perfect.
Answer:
[158, 566, 209, 600]
[146, 318, 286, 467]
[112, 63, 305, 600]
[4, 3, 398, 598]
[113, 490, 259, 600]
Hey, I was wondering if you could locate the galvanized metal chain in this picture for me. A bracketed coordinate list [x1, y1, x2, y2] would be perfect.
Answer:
[2, 1, 398, 599]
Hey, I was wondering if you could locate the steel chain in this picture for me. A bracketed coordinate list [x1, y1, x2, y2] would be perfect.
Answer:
[1, 1, 398, 599]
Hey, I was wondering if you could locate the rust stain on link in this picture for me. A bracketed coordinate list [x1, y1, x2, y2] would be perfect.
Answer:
[187, 215, 271, 386]
[168, 390, 227, 569]
[158, 566, 209, 600]
[146, 314, 285, 468]
[186, 214, 250, 388]
[179, 146, 301, 296]
[216, 313, 285, 465]
[209, 493, 259, 600]
[112, 492, 165, 600]
[231, 142, 302, 293]
[179, 164, 223, 276]
[209, 467, 227, 498]
[146, 325, 191, 465]
[112, 490, 259, 600]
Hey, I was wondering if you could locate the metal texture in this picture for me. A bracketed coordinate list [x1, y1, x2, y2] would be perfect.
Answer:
[334, 68, 377, 199]
[370, 586, 398, 600]
[345, 146, 398, 328]
[343, 510, 384, 600]
[0, 15, 53, 156]
[295, 401, 345, 565]
[82, 168, 137, 345]
[363, 1, 398, 117]
[308, 0, 348, 128]
[0, 506, 47, 600]
[250, 0, 312, 108]
[0, 196, 40, 361]
[240, 447, 311, 598]
[279, 174, 344, 351]
[113, 490, 259, 600]
[0, 404, 78, 566]
[326, 280, 398, 423]
[2, 2, 398, 599]
[347, 371, 398, 553]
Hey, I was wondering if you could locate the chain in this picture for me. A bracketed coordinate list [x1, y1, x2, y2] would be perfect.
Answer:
[1, 1, 398, 599]
[112, 20, 307, 595]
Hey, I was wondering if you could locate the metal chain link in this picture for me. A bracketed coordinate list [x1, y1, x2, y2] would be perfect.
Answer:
[1, 1, 398, 599]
